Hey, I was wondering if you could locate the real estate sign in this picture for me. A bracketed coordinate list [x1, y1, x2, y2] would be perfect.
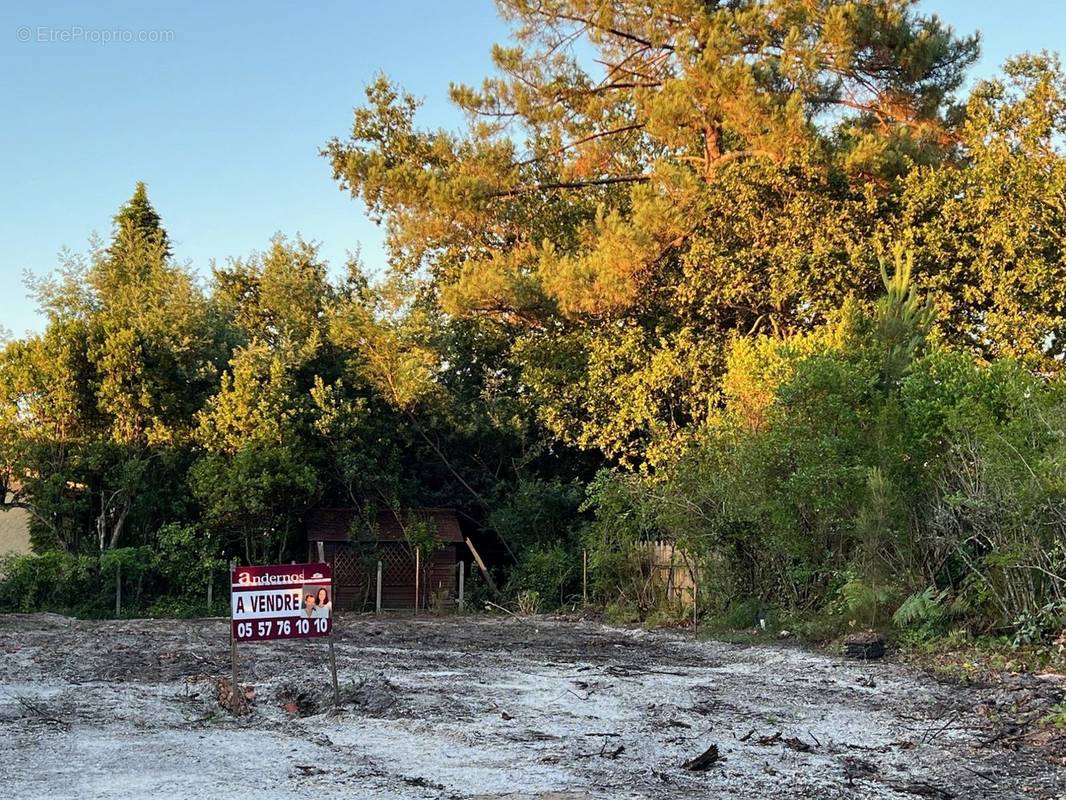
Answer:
[230, 562, 333, 642]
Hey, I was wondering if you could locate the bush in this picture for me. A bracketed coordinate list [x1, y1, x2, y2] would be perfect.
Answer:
[0, 547, 161, 617]
[0, 551, 105, 614]
[1012, 599, 1066, 648]
[581, 282, 1066, 637]
[506, 543, 576, 608]
[581, 470, 660, 612]
[155, 523, 226, 600]
[720, 598, 763, 630]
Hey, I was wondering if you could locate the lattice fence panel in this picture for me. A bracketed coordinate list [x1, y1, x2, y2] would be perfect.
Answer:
[334, 544, 364, 585]
[381, 543, 415, 584]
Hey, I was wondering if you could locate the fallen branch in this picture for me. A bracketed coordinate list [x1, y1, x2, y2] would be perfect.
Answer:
[12, 694, 69, 729]
[681, 743, 720, 770]
[483, 601, 534, 626]
[576, 739, 626, 759]
[921, 710, 962, 745]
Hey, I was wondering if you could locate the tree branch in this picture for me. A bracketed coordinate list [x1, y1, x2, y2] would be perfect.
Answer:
[516, 122, 645, 166]
[531, 5, 673, 52]
[483, 173, 649, 198]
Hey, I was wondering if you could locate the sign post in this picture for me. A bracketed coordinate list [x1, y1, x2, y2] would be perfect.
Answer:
[316, 541, 340, 707]
[228, 558, 238, 699]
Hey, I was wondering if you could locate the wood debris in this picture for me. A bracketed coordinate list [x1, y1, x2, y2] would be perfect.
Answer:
[216, 676, 254, 715]
[681, 743, 720, 771]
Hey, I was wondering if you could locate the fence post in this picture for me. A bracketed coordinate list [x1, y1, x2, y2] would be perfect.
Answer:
[693, 582, 699, 636]
[582, 549, 588, 605]
[457, 561, 465, 611]
[666, 542, 675, 605]
[376, 560, 382, 614]
[115, 562, 122, 618]
[207, 573, 213, 610]
[414, 546, 421, 616]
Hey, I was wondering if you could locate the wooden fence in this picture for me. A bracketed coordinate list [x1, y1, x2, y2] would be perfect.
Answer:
[646, 540, 698, 608]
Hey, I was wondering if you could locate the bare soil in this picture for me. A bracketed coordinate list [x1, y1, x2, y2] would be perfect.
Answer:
[0, 612, 1063, 799]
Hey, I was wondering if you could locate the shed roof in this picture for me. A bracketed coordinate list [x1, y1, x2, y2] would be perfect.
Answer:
[307, 507, 464, 544]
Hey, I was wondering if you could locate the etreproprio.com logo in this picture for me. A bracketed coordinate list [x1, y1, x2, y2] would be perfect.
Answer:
[17, 26, 175, 44]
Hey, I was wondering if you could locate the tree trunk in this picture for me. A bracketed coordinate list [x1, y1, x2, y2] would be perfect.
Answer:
[107, 502, 130, 550]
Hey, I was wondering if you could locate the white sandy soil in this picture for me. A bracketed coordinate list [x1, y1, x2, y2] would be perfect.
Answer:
[0, 613, 1062, 799]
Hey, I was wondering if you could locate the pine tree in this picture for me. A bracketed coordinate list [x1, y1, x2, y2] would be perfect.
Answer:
[876, 246, 935, 391]
[107, 181, 171, 265]
[324, 0, 982, 463]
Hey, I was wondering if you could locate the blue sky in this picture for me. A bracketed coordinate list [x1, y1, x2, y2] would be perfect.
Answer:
[1, 1, 1063, 337]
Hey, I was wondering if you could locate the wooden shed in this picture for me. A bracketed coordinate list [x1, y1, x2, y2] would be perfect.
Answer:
[306, 507, 464, 611]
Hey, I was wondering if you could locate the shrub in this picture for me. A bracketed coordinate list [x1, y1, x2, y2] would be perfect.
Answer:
[1012, 599, 1066, 648]
[507, 543, 576, 608]
[0, 547, 160, 617]
[0, 550, 106, 615]
[155, 523, 226, 600]
[720, 598, 763, 630]
[582, 291, 1066, 636]
[515, 590, 540, 615]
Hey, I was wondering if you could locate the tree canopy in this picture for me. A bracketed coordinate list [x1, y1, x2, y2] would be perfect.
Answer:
[1, 1, 1063, 636]
[324, 0, 1061, 465]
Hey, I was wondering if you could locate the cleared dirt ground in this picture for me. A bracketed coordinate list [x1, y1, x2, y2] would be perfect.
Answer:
[0, 612, 1062, 799]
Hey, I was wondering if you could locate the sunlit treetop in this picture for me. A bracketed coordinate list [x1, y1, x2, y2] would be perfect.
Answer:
[326, 0, 978, 322]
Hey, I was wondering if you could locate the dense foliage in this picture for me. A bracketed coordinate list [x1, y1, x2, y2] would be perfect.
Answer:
[582, 252, 1065, 637]
[1, 1, 1064, 640]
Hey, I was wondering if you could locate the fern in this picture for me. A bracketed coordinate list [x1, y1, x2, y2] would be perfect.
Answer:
[893, 587, 948, 629]
[840, 576, 894, 625]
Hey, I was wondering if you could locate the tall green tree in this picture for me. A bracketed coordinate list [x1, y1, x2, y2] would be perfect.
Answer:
[1, 185, 222, 551]
[191, 342, 319, 564]
[325, 0, 980, 464]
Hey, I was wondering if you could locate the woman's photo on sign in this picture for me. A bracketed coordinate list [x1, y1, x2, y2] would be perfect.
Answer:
[315, 587, 332, 618]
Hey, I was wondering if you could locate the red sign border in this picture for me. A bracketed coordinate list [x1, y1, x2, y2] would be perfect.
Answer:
[230, 562, 333, 643]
